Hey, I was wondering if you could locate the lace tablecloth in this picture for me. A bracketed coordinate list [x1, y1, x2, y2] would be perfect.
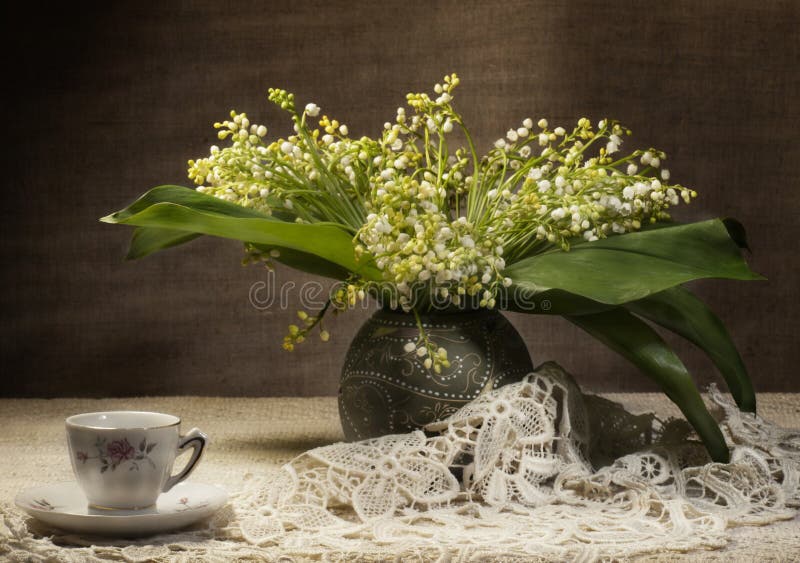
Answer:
[1, 395, 799, 561]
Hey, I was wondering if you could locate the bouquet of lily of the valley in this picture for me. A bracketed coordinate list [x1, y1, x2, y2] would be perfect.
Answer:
[103, 74, 762, 462]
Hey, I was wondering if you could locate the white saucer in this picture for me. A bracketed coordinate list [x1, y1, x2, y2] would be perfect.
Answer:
[15, 481, 228, 537]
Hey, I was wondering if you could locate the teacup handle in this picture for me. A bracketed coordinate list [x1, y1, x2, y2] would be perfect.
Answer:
[163, 428, 207, 493]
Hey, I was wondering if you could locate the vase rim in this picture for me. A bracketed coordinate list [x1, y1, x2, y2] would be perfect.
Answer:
[376, 306, 498, 319]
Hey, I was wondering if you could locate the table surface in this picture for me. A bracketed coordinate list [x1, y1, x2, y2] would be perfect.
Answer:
[1, 394, 799, 561]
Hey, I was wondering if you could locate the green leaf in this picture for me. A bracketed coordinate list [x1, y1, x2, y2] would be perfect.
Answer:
[107, 185, 272, 221]
[503, 287, 615, 316]
[722, 217, 751, 251]
[101, 186, 381, 280]
[126, 228, 350, 279]
[626, 286, 756, 413]
[504, 219, 763, 305]
[250, 244, 352, 280]
[126, 227, 201, 260]
[567, 308, 729, 462]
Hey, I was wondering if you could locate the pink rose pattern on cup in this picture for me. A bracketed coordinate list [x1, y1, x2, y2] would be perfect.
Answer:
[107, 438, 135, 465]
[76, 437, 158, 473]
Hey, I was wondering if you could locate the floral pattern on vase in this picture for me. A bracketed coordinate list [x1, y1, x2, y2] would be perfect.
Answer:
[339, 308, 533, 441]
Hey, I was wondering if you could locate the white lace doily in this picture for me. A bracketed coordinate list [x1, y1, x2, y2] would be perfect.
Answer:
[2, 362, 798, 561]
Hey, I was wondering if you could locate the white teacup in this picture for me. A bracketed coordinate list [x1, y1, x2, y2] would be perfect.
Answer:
[66, 411, 207, 510]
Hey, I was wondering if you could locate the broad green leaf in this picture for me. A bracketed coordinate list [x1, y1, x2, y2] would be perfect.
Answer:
[101, 186, 382, 280]
[626, 286, 756, 413]
[504, 219, 763, 305]
[126, 227, 202, 260]
[722, 217, 751, 251]
[250, 244, 352, 280]
[567, 308, 729, 462]
[126, 227, 351, 279]
[108, 185, 273, 221]
[503, 287, 614, 316]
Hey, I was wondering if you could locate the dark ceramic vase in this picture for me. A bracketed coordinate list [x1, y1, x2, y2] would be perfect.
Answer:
[338, 308, 533, 441]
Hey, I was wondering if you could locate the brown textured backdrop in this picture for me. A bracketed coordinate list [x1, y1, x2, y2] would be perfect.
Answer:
[2, 1, 798, 397]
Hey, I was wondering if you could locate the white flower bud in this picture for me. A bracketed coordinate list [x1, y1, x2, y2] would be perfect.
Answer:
[304, 103, 320, 117]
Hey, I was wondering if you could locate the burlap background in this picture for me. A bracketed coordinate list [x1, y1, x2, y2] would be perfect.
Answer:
[2, 1, 798, 396]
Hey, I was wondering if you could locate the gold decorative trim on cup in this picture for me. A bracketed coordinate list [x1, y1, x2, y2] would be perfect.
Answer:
[89, 502, 157, 511]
